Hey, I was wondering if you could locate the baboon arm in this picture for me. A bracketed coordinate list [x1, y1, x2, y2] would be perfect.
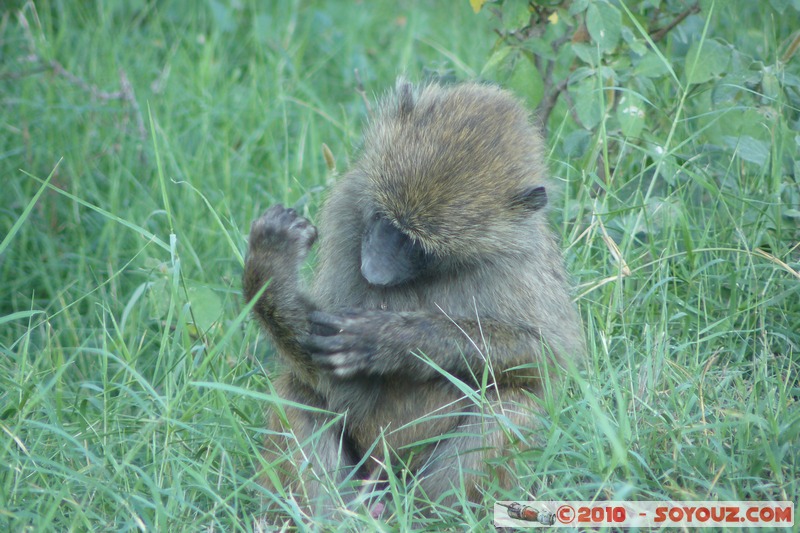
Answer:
[243, 205, 320, 383]
[303, 310, 550, 383]
[243, 251, 318, 367]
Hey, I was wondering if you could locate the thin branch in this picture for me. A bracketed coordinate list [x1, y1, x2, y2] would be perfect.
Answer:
[536, 75, 570, 134]
[15, 7, 148, 152]
[535, 32, 574, 134]
[650, 3, 700, 42]
[118, 69, 147, 142]
[354, 68, 373, 121]
[560, 85, 584, 128]
[48, 59, 123, 100]
[0, 66, 49, 81]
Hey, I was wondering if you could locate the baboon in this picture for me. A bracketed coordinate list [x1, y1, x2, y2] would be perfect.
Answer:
[243, 81, 584, 514]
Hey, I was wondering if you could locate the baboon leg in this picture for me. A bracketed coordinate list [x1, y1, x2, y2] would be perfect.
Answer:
[412, 422, 503, 506]
[412, 400, 535, 507]
[260, 373, 359, 512]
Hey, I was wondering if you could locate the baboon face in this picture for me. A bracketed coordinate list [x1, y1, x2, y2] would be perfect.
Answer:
[354, 84, 551, 268]
[357, 183, 546, 288]
[360, 210, 433, 287]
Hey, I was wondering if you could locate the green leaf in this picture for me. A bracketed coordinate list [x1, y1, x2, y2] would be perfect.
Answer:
[572, 42, 599, 66]
[634, 51, 669, 78]
[761, 70, 782, 100]
[617, 94, 645, 138]
[573, 78, 604, 130]
[586, 2, 621, 54]
[149, 278, 171, 320]
[711, 76, 742, 105]
[481, 45, 513, 78]
[509, 52, 544, 109]
[769, 0, 791, 12]
[685, 39, 730, 85]
[570, 0, 589, 15]
[723, 135, 771, 166]
[622, 26, 648, 56]
[482, 47, 543, 109]
[187, 285, 223, 333]
[502, 1, 531, 31]
[562, 129, 592, 157]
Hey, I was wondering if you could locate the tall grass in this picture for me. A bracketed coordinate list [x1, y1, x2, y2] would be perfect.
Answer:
[1, 1, 797, 531]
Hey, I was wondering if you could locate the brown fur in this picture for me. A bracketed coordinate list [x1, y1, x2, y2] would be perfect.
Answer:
[243, 81, 585, 515]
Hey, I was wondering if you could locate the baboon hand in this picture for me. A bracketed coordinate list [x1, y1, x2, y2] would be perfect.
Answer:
[302, 310, 386, 378]
[248, 204, 317, 261]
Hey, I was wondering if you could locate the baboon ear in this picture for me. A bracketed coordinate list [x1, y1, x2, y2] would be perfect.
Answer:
[511, 186, 548, 212]
[396, 78, 415, 117]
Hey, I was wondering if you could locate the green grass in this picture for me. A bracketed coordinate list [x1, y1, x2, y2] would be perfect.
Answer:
[1, 1, 798, 531]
